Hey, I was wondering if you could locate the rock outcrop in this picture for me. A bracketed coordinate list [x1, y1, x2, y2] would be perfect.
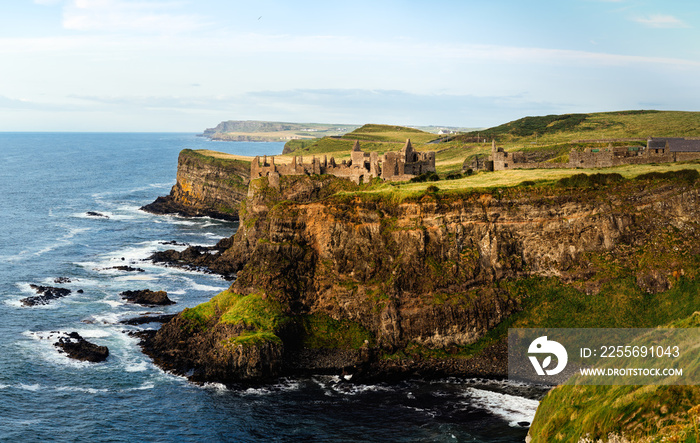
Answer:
[142, 171, 700, 384]
[22, 285, 72, 306]
[141, 149, 250, 220]
[55, 332, 109, 363]
[120, 289, 174, 306]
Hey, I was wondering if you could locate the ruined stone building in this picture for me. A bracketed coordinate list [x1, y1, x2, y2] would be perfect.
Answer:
[250, 139, 436, 185]
[481, 137, 700, 171]
[381, 139, 436, 181]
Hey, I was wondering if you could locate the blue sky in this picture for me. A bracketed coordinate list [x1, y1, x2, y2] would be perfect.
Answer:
[1, 0, 698, 131]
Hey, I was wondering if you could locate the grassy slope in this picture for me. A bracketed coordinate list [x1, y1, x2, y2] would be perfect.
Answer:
[203, 111, 700, 176]
[283, 123, 472, 174]
[459, 110, 700, 145]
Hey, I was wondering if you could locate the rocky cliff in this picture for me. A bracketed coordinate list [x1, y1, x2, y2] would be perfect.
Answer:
[141, 149, 250, 220]
[142, 171, 700, 385]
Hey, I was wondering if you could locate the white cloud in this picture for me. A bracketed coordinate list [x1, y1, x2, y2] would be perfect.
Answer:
[62, 0, 208, 33]
[633, 14, 690, 29]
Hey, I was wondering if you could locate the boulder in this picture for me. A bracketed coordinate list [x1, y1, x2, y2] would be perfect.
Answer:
[120, 289, 175, 306]
[21, 285, 71, 306]
[54, 332, 109, 363]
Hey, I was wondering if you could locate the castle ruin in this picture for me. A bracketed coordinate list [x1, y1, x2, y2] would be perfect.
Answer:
[482, 137, 700, 171]
[251, 139, 435, 185]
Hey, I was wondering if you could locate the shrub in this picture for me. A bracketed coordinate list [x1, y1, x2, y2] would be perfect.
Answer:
[557, 173, 624, 188]
[635, 169, 699, 183]
[410, 171, 441, 183]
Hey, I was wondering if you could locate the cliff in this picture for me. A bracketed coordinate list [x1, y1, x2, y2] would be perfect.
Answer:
[142, 170, 700, 385]
[141, 149, 250, 220]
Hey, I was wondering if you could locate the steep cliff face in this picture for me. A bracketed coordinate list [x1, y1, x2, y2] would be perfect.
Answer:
[143, 173, 700, 384]
[141, 149, 250, 220]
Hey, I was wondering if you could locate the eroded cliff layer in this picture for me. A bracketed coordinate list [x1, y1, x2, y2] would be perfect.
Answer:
[143, 172, 700, 384]
[142, 149, 250, 220]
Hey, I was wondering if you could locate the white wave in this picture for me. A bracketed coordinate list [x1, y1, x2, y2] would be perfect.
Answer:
[3, 299, 24, 308]
[188, 281, 227, 292]
[178, 276, 227, 292]
[169, 289, 186, 295]
[204, 382, 229, 393]
[129, 382, 155, 391]
[18, 383, 42, 392]
[114, 275, 158, 282]
[0, 384, 9, 389]
[72, 328, 112, 339]
[102, 299, 125, 309]
[21, 330, 106, 368]
[55, 386, 110, 394]
[463, 387, 539, 427]
[84, 312, 123, 324]
[310, 375, 390, 396]
[242, 386, 272, 396]
[124, 361, 149, 373]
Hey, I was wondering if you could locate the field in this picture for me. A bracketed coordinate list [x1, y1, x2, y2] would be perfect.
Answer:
[201, 110, 700, 182]
[457, 110, 700, 147]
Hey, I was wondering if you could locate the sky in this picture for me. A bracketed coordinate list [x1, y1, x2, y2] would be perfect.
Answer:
[0, 0, 699, 131]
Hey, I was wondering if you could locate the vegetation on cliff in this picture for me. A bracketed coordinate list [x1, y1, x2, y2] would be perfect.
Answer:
[144, 167, 700, 397]
[457, 110, 700, 145]
[529, 313, 700, 443]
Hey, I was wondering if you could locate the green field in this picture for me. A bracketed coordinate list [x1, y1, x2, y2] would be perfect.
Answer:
[202, 111, 700, 178]
[457, 110, 700, 146]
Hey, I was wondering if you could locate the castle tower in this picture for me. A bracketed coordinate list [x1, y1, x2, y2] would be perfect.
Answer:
[402, 139, 414, 162]
[351, 140, 365, 167]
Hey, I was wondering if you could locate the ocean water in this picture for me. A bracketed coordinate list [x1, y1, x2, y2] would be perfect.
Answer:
[0, 133, 539, 442]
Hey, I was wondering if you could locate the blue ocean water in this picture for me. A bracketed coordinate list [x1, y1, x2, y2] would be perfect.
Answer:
[0, 133, 537, 442]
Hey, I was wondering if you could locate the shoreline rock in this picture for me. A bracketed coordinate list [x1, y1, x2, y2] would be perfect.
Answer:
[54, 332, 109, 363]
[120, 289, 175, 306]
[22, 284, 72, 306]
[120, 313, 177, 325]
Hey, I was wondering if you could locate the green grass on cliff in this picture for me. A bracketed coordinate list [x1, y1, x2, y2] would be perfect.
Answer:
[282, 123, 439, 158]
[181, 289, 290, 346]
[301, 312, 374, 349]
[330, 161, 700, 202]
[529, 312, 700, 443]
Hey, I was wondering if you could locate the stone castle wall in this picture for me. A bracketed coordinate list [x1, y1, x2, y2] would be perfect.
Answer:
[251, 139, 435, 185]
[485, 138, 700, 171]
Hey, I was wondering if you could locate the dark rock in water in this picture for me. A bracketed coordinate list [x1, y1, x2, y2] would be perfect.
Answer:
[22, 285, 72, 306]
[141, 196, 239, 221]
[86, 211, 109, 219]
[518, 421, 530, 427]
[150, 245, 234, 279]
[77, 289, 84, 293]
[159, 240, 189, 247]
[120, 313, 177, 325]
[54, 332, 109, 363]
[120, 289, 175, 306]
[54, 277, 71, 284]
[102, 266, 145, 273]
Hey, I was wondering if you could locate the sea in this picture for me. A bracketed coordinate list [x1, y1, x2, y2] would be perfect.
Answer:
[0, 133, 541, 442]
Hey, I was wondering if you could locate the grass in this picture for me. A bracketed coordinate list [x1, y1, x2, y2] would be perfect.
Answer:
[330, 161, 700, 200]
[458, 111, 700, 148]
[301, 312, 374, 349]
[181, 290, 290, 347]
